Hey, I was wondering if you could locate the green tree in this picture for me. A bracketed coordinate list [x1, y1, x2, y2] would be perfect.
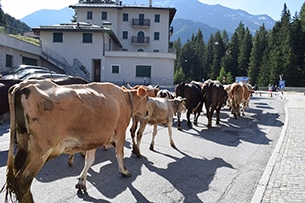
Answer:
[174, 66, 185, 84]
[238, 28, 252, 76]
[248, 24, 268, 85]
[210, 31, 225, 79]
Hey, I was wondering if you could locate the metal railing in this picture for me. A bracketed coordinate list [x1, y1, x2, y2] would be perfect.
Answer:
[41, 46, 87, 78]
[131, 36, 150, 45]
[132, 19, 150, 27]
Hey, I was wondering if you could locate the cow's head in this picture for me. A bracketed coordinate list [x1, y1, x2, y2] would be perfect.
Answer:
[127, 86, 149, 118]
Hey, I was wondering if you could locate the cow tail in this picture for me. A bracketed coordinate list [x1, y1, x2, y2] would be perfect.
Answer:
[2, 85, 19, 202]
[192, 100, 203, 113]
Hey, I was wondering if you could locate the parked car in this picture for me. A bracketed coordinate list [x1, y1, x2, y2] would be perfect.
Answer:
[2, 65, 53, 79]
[21, 73, 69, 80]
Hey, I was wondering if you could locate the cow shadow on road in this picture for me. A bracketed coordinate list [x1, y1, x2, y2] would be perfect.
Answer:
[36, 143, 234, 202]
[80, 148, 234, 203]
[182, 99, 284, 147]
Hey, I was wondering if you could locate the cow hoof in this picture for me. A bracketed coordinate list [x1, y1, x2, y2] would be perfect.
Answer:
[75, 183, 87, 192]
[149, 144, 154, 151]
[121, 171, 132, 178]
[68, 161, 73, 167]
[171, 143, 177, 149]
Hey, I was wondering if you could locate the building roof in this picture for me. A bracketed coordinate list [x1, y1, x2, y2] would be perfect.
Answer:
[31, 22, 122, 48]
[69, 3, 176, 24]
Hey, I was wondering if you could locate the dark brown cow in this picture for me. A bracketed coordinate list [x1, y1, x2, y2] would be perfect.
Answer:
[175, 82, 203, 130]
[130, 96, 186, 157]
[202, 80, 227, 128]
[3, 80, 148, 203]
[0, 79, 22, 117]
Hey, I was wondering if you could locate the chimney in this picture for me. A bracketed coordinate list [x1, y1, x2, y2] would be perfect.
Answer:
[149, 0, 152, 7]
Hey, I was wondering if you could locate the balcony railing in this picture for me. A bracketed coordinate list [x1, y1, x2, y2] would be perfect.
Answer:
[131, 36, 150, 45]
[132, 19, 150, 27]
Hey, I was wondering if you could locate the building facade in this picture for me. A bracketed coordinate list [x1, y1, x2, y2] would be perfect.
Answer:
[33, 0, 177, 85]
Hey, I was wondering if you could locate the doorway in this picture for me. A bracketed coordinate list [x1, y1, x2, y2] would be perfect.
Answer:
[93, 59, 101, 82]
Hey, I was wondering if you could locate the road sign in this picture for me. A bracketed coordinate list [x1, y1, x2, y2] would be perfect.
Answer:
[279, 80, 285, 89]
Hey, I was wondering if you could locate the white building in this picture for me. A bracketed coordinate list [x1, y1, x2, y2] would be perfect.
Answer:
[0, 33, 64, 74]
[32, 0, 177, 85]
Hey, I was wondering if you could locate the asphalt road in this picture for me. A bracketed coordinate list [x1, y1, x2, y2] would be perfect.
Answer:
[0, 94, 286, 203]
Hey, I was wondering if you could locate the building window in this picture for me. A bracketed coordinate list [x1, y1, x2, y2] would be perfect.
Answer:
[83, 33, 92, 43]
[153, 50, 159, 52]
[6, 54, 13, 67]
[53, 33, 63, 42]
[22, 57, 37, 65]
[154, 32, 160, 40]
[112, 65, 119, 74]
[123, 13, 128, 21]
[136, 65, 151, 77]
[154, 14, 160, 22]
[87, 11, 93, 19]
[122, 31, 128, 39]
[101, 12, 107, 20]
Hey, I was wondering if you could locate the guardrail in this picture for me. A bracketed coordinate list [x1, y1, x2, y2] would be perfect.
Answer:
[254, 91, 285, 99]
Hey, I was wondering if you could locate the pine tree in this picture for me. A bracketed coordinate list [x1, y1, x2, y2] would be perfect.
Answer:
[238, 28, 252, 77]
[248, 24, 268, 85]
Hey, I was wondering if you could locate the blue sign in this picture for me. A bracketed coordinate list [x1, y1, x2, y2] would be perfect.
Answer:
[235, 76, 249, 83]
[279, 80, 285, 89]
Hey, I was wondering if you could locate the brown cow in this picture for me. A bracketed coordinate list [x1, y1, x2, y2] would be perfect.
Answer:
[229, 82, 244, 119]
[130, 96, 186, 157]
[3, 79, 148, 203]
[202, 80, 227, 128]
[239, 82, 254, 115]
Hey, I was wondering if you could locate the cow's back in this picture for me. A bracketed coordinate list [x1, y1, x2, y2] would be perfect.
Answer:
[203, 80, 226, 107]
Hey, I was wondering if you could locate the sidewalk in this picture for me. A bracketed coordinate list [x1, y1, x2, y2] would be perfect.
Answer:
[252, 93, 305, 203]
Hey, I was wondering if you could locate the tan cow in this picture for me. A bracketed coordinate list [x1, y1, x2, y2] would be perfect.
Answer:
[130, 96, 186, 157]
[3, 79, 148, 203]
[229, 82, 244, 119]
[239, 82, 254, 115]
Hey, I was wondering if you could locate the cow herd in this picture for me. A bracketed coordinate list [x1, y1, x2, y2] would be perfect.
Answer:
[0, 77, 254, 203]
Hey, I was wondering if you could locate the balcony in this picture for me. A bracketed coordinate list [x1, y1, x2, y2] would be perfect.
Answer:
[132, 36, 150, 45]
[132, 19, 150, 27]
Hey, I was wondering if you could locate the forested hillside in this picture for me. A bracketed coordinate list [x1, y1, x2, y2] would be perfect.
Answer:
[0, 1, 30, 34]
[174, 3, 305, 87]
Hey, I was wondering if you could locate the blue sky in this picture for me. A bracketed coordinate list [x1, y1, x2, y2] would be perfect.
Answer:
[1, 0, 304, 20]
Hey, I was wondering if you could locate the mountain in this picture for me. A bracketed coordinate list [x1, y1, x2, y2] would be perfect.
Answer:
[171, 18, 221, 43]
[21, 7, 74, 28]
[21, 0, 276, 43]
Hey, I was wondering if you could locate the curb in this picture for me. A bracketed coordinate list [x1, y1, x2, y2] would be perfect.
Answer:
[250, 101, 289, 203]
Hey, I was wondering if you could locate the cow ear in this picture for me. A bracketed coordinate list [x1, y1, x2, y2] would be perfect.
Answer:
[137, 86, 147, 97]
